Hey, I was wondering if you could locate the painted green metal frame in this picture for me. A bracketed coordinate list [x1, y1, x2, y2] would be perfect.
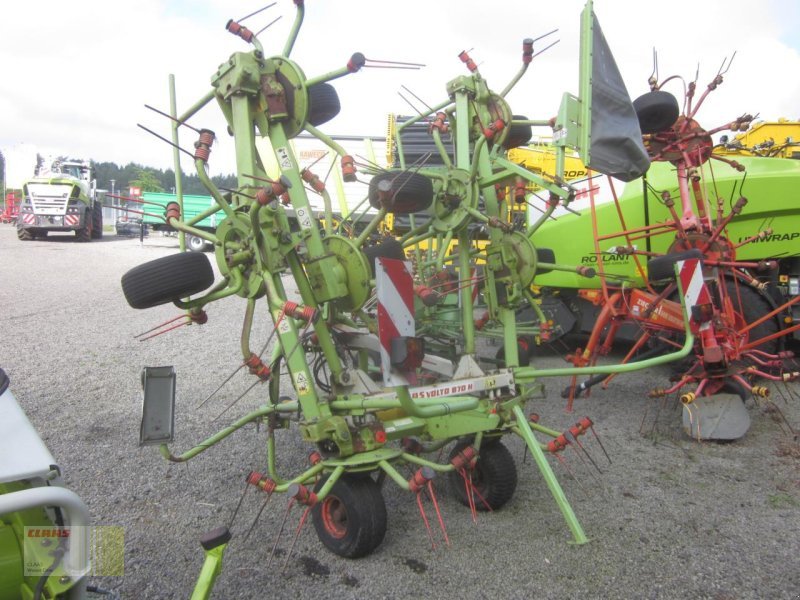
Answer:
[142, 1, 700, 595]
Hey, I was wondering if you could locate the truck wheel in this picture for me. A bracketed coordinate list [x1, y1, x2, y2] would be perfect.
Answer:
[121, 252, 215, 309]
[76, 214, 92, 243]
[91, 203, 103, 239]
[447, 439, 517, 511]
[17, 227, 33, 241]
[186, 234, 208, 253]
[311, 475, 387, 558]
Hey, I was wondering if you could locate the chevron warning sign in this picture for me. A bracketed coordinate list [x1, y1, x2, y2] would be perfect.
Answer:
[376, 257, 415, 387]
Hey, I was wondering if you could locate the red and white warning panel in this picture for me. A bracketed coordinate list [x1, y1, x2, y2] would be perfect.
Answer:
[678, 257, 712, 333]
[376, 257, 418, 387]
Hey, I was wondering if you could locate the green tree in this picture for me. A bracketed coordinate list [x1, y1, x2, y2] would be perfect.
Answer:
[129, 168, 164, 193]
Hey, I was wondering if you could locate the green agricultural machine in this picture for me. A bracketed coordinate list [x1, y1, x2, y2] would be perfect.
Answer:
[121, 2, 704, 596]
[17, 159, 103, 242]
[532, 156, 800, 341]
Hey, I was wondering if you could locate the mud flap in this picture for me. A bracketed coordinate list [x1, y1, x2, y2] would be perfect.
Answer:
[682, 393, 751, 441]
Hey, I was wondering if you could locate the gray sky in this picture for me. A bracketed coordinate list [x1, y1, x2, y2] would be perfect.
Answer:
[2, 0, 799, 185]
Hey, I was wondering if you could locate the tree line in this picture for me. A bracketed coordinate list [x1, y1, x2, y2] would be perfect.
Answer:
[91, 161, 237, 198]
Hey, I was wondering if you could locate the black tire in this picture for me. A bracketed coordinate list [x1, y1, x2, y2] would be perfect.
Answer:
[186, 234, 208, 253]
[121, 252, 214, 309]
[307, 83, 341, 127]
[311, 474, 387, 558]
[447, 440, 517, 511]
[368, 171, 434, 214]
[35, 230, 48, 239]
[536, 247, 555, 275]
[647, 249, 703, 282]
[76, 213, 92, 243]
[727, 281, 780, 355]
[495, 337, 533, 367]
[91, 203, 103, 239]
[17, 227, 33, 241]
[362, 237, 406, 276]
[633, 90, 680, 135]
[502, 114, 533, 150]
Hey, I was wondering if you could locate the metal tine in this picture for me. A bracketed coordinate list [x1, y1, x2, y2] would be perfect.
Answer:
[458, 469, 478, 523]
[241, 172, 284, 185]
[415, 493, 437, 550]
[588, 424, 612, 465]
[144, 104, 201, 133]
[466, 475, 493, 513]
[397, 91, 430, 121]
[365, 57, 426, 68]
[136, 123, 196, 159]
[228, 484, 251, 529]
[134, 314, 188, 339]
[531, 28, 559, 43]
[553, 452, 588, 495]
[765, 400, 798, 437]
[564, 430, 602, 474]
[400, 85, 434, 113]
[425, 481, 450, 547]
[200, 324, 278, 410]
[213, 379, 262, 422]
[254, 15, 283, 38]
[305, 149, 330, 171]
[266, 499, 296, 566]
[282, 507, 313, 571]
[219, 186, 256, 199]
[197, 363, 246, 409]
[243, 490, 275, 542]
[563, 434, 602, 486]
[237, 3, 276, 23]
[531, 39, 560, 60]
[717, 51, 737, 77]
[136, 318, 193, 342]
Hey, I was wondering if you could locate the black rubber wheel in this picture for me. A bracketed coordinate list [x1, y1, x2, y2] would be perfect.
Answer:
[447, 439, 517, 511]
[647, 249, 703, 281]
[17, 227, 33, 241]
[367, 171, 434, 214]
[186, 234, 208, 253]
[76, 213, 92, 243]
[495, 337, 533, 367]
[362, 237, 406, 276]
[121, 252, 214, 309]
[91, 203, 103, 239]
[502, 114, 533, 150]
[536, 247, 555, 275]
[727, 280, 780, 355]
[35, 230, 48, 239]
[307, 83, 341, 127]
[633, 90, 680, 135]
[311, 474, 387, 558]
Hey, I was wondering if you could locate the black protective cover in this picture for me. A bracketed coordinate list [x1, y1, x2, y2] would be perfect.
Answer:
[587, 13, 651, 182]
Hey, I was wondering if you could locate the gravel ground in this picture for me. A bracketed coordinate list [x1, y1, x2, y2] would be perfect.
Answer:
[1, 225, 799, 600]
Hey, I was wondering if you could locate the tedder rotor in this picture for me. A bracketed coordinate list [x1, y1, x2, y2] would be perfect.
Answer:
[553, 59, 800, 440]
[120, 2, 706, 595]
